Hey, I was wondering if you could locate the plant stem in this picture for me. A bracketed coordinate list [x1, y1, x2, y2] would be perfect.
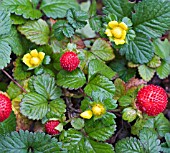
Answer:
[1, 69, 27, 93]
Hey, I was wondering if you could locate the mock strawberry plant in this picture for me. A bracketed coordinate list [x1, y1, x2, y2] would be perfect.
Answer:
[0, 0, 170, 153]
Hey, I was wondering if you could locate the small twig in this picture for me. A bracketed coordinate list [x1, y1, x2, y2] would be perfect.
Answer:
[1, 69, 27, 93]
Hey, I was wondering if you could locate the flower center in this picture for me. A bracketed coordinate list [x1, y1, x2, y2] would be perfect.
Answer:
[92, 104, 104, 116]
[30, 57, 40, 65]
[111, 27, 123, 39]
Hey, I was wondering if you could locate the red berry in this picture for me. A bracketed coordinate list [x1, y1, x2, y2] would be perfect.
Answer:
[136, 85, 168, 116]
[45, 120, 60, 135]
[60, 51, 80, 72]
[0, 92, 12, 122]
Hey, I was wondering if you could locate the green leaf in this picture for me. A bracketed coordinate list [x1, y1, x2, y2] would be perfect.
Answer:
[133, 0, 170, 38]
[20, 92, 48, 120]
[85, 113, 116, 141]
[18, 19, 50, 45]
[33, 74, 61, 100]
[1, 0, 42, 20]
[139, 128, 161, 153]
[138, 65, 155, 81]
[144, 113, 170, 137]
[48, 99, 66, 116]
[115, 137, 144, 153]
[40, 0, 79, 19]
[66, 8, 88, 29]
[119, 95, 133, 107]
[122, 107, 137, 122]
[147, 55, 161, 68]
[120, 33, 154, 64]
[103, 0, 134, 20]
[91, 38, 115, 61]
[156, 60, 170, 79]
[89, 16, 102, 32]
[56, 69, 86, 90]
[161, 133, 170, 153]
[7, 82, 22, 99]
[53, 20, 74, 41]
[88, 59, 116, 81]
[71, 118, 84, 130]
[0, 112, 16, 135]
[4, 26, 25, 56]
[89, 0, 97, 17]
[0, 40, 11, 69]
[10, 14, 27, 25]
[62, 129, 114, 153]
[84, 75, 115, 99]
[153, 39, 170, 59]
[114, 78, 126, 100]
[0, 10, 11, 36]
[0, 130, 62, 153]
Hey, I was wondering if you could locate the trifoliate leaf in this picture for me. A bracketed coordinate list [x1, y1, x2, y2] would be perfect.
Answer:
[103, 0, 134, 20]
[115, 137, 144, 153]
[18, 19, 50, 45]
[0, 10, 11, 35]
[0, 112, 16, 135]
[4, 26, 25, 56]
[0, 130, 62, 153]
[91, 38, 115, 61]
[161, 133, 170, 153]
[156, 60, 170, 79]
[33, 74, 61, 100]
[147, 55, 161, 68]
[144, 113, 170, 137]
[88, 59, 116, 81]
[13, 57, 32, 81]
[0, 39, 11, 69]
[56, 69, 86, 90]
[71, 118, 84, 130]
[113, 78, 126, 100]
[62, 129, 114, 153]
[20, 92, 48, 120]
[85, 113, 116, 141]
[84, 75, 115, 99]
[53, 20, 74, 41]
[66, 8, 88, 29]
[133, 0, 170, 38]
[1, 0, 42, 20]
[40, 0, 79, 19]
[89, 16, 102, 32]
[138, 65, 155, 81]
[120, 33, 154, 64]
[139, 128, 161, 153]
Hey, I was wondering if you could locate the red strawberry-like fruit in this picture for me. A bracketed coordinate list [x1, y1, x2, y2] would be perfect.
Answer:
[60, 51, 80, 72]
[136, 85, 168, 116]
[0, 92, 12, 122]
[45, 120, 60, 135]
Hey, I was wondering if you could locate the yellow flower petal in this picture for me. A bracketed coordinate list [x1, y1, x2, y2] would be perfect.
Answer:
[92, 104, 105, 116]
[80, 110, 93, 119]
[119, 22, 128, 30]
[108, 21, 118, 28]
[105, 29, 112, 37]
[23, 53, 32, 67]
[38, 52, 45, 60]
[114, 39, 125, 45]
[120, 30, 127, 40]
[30, 49, 38, 57]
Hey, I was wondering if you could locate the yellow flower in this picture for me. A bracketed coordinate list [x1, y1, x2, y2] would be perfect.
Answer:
[23, 49, 45, 68]
[92, 103, 106, 116]
[105, 21, 128, 45]
[80, 110, 93, 119]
